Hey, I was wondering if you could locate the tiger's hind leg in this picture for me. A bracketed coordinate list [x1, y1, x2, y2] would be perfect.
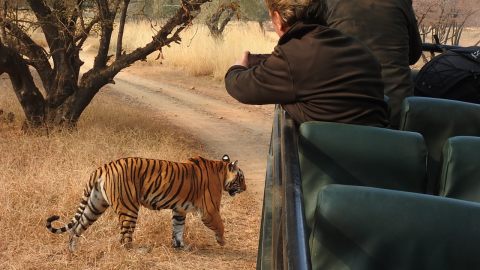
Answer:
[116, 211, 139, 249]
[114, 201, 140, 249]
[69, 187, 110, 252]
[172, 210, 187, 248]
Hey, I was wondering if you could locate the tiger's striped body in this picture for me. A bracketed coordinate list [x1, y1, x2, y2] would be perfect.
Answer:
[46, 155, 245, 252]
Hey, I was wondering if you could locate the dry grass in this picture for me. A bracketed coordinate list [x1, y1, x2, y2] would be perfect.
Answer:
[0, 75, 260, 269]
[160, 22, 277, 80]
[90, 21, 277, 80]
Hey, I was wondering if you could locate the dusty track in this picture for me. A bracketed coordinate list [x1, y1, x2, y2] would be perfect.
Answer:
[92, 64, 274, 201]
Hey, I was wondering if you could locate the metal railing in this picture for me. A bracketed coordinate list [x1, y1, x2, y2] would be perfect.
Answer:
[422, 42, 463, 53]
[257, 105, 311, 270]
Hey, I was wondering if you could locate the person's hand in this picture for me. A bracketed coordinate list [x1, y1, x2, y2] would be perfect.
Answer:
[233, 51, 250, 68]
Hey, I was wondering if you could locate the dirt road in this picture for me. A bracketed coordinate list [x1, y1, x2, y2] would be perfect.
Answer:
[98, 64, 274, 201]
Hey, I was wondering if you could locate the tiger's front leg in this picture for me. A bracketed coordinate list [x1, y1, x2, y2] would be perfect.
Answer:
[172, 210, 187, 248]
[200, 210, 225, 246]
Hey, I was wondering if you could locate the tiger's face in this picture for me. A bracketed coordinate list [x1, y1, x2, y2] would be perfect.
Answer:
[224, 160, 246, 197]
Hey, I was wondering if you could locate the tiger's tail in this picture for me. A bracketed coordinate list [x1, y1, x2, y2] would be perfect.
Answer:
[45, 198, 89, 234]
[45, 176, 95, 234]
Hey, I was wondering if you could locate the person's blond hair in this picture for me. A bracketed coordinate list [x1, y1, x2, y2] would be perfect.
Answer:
[265, 0, 329, 27]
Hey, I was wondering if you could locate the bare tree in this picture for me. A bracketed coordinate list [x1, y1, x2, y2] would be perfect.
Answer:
[203, 0, 269, 41]
[205, 1, 239, 40]
[413, 0, 480, 45]
[414, 1, 436, 42]
[0, 0, 210, 130]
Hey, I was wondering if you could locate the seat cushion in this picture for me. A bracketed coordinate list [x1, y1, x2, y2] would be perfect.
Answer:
[399, 97, 480, 193]
[299, 121, 427, 237]
[311, 185, 480, 270]
[437, 136, 480, 202]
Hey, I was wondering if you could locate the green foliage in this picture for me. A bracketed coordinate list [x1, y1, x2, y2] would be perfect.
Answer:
[199, 0, 269, 23]
[236, 0, 269, 22]
[126, 0, 268, 22]
[128, 0, 182, 20]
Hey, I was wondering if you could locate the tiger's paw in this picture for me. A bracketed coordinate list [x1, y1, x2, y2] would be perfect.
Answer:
[135, 247, 151, 254]
[120, 241, 134, 250]
[216, 236, 226, 246]
[180, 245, 192, 251]
[68, 238, 78, 253]
[172, 238, 184, 249]
[68, 234, 78, 253]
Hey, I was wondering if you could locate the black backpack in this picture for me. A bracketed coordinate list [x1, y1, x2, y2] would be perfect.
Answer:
[414, 46, 480, 104]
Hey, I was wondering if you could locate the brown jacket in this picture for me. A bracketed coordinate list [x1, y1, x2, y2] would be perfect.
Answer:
[225, 21, 389, 127]
[326, 0, 422, 128]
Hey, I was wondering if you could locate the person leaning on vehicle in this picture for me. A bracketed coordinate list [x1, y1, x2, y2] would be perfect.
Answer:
[224, 0, 389, 128]
[326, 0, 422, 129]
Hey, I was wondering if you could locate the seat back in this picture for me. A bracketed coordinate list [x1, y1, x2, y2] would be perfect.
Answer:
[399, 97, 480, 194]
[311, 185, 480, 270]
[437, 136, 480, 202]
[298, 121, 427, 237]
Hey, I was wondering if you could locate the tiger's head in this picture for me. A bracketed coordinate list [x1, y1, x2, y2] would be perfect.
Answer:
[223, 154, 246, 197]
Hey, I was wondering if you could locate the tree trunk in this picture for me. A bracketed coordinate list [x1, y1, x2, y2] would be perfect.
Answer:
[206, 5, 237, 40]
[258, 21, 265, 35]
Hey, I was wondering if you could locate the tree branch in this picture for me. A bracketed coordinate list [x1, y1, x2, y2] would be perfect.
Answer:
[116, 0, 130, 59]
[0, 43, 45, 127]
[27, 0, 58, 48]
[93, 0, 122, 70]
[74, 16, 100, 45]
[0, 16, 54, 91]
[68, 0, 85, 33]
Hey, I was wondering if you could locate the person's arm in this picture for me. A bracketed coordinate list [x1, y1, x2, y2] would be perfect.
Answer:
[225, 48, 295, 105]
[233, 51, 250, 68]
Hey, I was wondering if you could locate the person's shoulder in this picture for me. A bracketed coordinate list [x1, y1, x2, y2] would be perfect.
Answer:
[294, 22, 331, 34]
[306, 24, 358, 43]
[283, 22, 340, 41]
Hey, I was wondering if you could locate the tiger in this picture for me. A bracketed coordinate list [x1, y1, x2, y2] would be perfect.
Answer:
[45, 154, 246, 252]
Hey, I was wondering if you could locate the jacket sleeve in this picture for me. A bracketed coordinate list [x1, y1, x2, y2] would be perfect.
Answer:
[224, 48, 296, 105]
[406, 0, 423, 65]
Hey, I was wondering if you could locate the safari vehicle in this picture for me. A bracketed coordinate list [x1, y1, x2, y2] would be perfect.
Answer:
[256, 43, 480, 270]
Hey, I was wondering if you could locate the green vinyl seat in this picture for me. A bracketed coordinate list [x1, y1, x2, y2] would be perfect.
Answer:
[399, 97, 480, 194]
[298, 121, 427, 238]
[310, 184, 480, 270]
[437, 136, 480, 203]
[411, 69, 420, 81]
[384, 95, 391, 120]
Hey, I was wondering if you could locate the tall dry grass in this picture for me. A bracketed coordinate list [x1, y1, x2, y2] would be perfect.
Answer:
[161, 22, 277, 79]
[0, 75, 259, 269]
[90, 21, 277, 80]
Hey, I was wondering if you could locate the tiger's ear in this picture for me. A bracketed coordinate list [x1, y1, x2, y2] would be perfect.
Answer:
[222, 154, 230, 162]
[229, 160, 239, 172]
